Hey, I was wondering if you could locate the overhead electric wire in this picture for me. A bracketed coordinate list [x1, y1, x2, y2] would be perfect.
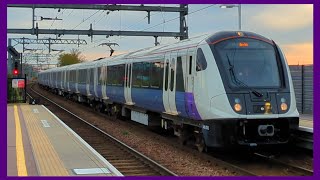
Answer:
[59, 5, 216, 60]
[49, 9, 66, 29]
[72, 10, 102, 30]
[80, 4, 215, 56]
[80, 10, 168, 53]
[110, 4, 215, 43]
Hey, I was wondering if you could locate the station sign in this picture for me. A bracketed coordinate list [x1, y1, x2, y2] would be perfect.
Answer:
[12, 79, 25, 88]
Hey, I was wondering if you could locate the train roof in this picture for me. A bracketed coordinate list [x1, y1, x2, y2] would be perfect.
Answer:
[205, 31, 273, 44]
[40, 31, 271, 73]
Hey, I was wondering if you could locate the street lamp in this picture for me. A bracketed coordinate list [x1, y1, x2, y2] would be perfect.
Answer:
[220, 4, 241, 30]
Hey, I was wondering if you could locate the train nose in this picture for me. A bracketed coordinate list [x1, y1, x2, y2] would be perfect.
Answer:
[258, 125, 274, 136]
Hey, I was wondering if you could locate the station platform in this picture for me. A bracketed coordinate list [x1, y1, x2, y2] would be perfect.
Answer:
[7, 104, 123, 176]
[299, 114, 313, 133]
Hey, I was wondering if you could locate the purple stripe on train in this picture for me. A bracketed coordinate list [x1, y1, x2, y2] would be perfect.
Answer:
[185, 92, 202, 120]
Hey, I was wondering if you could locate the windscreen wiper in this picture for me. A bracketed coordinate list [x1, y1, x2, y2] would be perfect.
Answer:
[226, 54, 263, 97]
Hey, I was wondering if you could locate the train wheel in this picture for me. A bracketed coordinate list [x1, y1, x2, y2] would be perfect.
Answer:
[195, 134, 207, 152]
[178, 129, 189, 146]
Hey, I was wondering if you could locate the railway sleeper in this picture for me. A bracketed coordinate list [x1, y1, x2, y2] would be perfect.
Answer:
[115, 165, 147, 171]
[120, 169, 158, 174]
[111, 161, 143, 166]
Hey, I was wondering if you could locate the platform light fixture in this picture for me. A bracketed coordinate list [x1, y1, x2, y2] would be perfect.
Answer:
[220, 4, 241, 30]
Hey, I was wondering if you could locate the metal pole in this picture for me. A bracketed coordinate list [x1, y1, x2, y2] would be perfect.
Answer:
[20, 53, 23, 78]
[49, 38, 51, 53]
[32, 6, 35, 34]
[301, 65, 304, 114]
[179, 4, 188, 40]
[24, 73, 27, 103]
[8, 39, 12, 74]
[238, 4, 241, 30]
[147, 11, 150, 24]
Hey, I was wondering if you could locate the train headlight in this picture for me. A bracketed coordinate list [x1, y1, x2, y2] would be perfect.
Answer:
[234, 103, 242, 112]
[234, 98, 241, 104]
[281, 102, 288, 111]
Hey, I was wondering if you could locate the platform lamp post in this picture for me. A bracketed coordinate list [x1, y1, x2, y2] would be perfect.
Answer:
[220, 4, 241, 30]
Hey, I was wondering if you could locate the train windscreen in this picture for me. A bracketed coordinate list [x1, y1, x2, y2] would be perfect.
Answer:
[212, 38, 281, 88]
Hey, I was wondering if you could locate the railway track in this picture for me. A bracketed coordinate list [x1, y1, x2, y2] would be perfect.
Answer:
[253, 153, 313, 176]
[28, 84, 313, 176]
[293, 128, 313, 151]
[27, 86, 177, 176]
[164, 139, 313, 176]
[206, 150, 313, 176]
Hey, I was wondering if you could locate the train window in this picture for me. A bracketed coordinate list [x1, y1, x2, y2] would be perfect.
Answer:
[78, 70, 81, 83]
[129, 64, 132, 88]
[86, 69, 89, 84]
[165, 62, 169, 91]
[98, 67, 102, 85]
[78, 70, 80, 83]
[107, 66, 113, 85]
[150, 61, 164, 89]
[125, 65, 128, 87]
[109, 66, 114, 85]
[75, 70, 77, 82]
[189, 56, 192, 75]
[196, 48, 207, 71]
[141, 62, 150, 88]
[170, 59, 175, 91]
[113, 66, 117, 85]
[71, 70, 75, 82]
[132, 63, 142, 87]
[83, 69, 87, 84]
[90, 68, 95, 85]
[118, 65, 125, 86]
[214, 38, 281, 88]
[79, 69, 87, 84]
[176, 57, 185, 92]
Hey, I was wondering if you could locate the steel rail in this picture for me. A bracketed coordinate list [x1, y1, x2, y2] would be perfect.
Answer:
[253, 153, 313, 176]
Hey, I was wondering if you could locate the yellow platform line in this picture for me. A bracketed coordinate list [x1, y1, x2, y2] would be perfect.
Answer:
[21, 105, 69, 176]
[14, 105, 28, 176]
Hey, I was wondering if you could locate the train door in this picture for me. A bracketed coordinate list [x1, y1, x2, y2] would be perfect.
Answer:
[86, 69, 90, 95]
[63, 71, 66, 90]
[67, 70, 71, 91]
[75, 70, 79, 93]
[185, 48, 199, 119]
[101, 66, 108, 99]
[186, 48, 195, 93]
[124, 62, 134, 105]
[94, 67, 98, 97]
[55, 72, 57, 88]
[163, 52, 178, 115]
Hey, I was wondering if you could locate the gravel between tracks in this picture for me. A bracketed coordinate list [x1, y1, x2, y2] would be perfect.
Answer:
[33, 84, 238, 176]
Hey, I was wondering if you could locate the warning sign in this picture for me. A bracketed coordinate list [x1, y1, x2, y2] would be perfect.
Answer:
[12, 79, 25, 88]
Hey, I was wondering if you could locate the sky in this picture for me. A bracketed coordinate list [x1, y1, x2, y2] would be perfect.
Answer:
[7, 4, 313, 65]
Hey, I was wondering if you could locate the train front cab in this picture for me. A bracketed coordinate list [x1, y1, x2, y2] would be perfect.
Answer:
[200, 31, 299, 148]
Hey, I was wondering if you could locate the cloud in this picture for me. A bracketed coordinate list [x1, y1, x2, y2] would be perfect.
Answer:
[250, 5, 313, 31]
[281, 42, 313, 65]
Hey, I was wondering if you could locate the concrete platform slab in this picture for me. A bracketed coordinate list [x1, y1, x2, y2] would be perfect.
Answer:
[7, 104, 123, 176]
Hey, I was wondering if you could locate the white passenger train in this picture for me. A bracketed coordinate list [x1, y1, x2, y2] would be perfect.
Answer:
[38, 31, 299, 151]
